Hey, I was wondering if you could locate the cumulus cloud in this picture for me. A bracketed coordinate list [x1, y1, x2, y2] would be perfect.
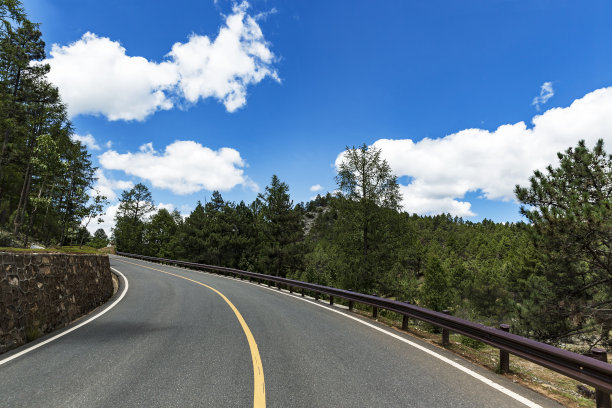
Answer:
[71, 133, 101, 151]
[336, 87, 612, 217]
[310, 184, 323, 192]
[169, 2, 279, 112]
[532, 81, 554, 110]
[92, 169, 134, 201]
[46, 33, 177, 121]
[44, 2, 278, 121]
[98, 140, 258, 194]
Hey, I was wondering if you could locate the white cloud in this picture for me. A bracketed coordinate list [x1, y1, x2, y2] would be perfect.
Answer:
[169, 2, 279, 112]
[105, 140, 113, 149]
[532, 81, 554, 110]
[71, 133, 101, 150]
[310, 184, 323, 192]
[98, 140, 258, 195]
[46, 32, 178, 121]
[157, 202, 175, 212]
[336, 86, 612, 217]
[92, 169, 134, 201]
[44, 1, 278, 121]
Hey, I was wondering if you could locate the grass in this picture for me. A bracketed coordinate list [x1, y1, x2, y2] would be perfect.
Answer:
[349, 307, 598, 407]
[24, 325, 42, 342]
[0, 246, 104, 254]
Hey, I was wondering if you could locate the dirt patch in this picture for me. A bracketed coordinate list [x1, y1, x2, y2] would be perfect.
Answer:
[98, 246, 116, 255]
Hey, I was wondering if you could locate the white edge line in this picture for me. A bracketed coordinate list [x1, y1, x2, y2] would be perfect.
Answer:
[126, 257, 542, 408]
[0, 267, 129, 366]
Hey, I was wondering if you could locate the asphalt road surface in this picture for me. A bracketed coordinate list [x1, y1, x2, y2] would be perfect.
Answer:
[0, 255, 564, 407]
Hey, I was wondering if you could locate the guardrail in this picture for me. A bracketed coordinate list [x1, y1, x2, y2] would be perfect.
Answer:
[117, 251, 612, 406]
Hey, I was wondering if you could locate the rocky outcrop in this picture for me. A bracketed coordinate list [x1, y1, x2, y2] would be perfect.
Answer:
[0, 252, 113, 354]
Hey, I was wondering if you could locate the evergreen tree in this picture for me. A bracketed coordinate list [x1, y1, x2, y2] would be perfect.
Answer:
[178, 202, 207, 263]
[258, 175, 303, 277]
[333, 144, 402, 292]
[0, 1, 98, 247]
[113, 183, 155, 253]
[145, 208, 181, 258]
[420, 252, 451, 312]
[89, 228, 108, 248]
[515, 139, 612, 347]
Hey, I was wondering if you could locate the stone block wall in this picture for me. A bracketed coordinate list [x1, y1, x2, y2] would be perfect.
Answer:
[0, 252, 113, 354]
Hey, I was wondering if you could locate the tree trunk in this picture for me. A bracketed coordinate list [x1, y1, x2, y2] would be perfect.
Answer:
[25, 181, 46, 247]
[43, 184, 57, 245]
[13, 160, 32, 235]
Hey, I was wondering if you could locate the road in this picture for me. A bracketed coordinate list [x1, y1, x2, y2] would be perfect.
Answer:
[0, 255, 562, 407]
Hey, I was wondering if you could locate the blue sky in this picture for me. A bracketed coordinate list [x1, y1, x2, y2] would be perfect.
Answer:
[22, 0, 612, 233]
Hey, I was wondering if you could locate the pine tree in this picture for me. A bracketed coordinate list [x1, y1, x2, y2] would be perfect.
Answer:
[515, 139, 612, 348]
[258, 175, 303, 277]
[334, 144, 402, 292]
[89, 228, 109, 248]
[145, 208, 180, 258]
[113, 183, 155, 253]
[178, 202, 207, 262]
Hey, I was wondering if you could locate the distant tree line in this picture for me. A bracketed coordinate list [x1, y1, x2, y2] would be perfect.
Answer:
[0, 0, 102, 246]
[114, 142, 611, 351]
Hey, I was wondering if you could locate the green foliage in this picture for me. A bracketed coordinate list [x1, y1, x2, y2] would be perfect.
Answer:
[0, 0, 98, 247]
[459, 335, 486, 350]
[143, 208, 181, 258]
[333, 144, 402, 293]
[420, 253, 450, 311]
[25, 324, 41, 342]
[113, 183, 155, 254]
[515, 139, 612, 347]
[258, 175, 304, 277]
[89, 228, 108, 249]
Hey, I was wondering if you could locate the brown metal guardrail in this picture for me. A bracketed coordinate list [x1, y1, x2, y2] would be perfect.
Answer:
[116, 251, 612, 406]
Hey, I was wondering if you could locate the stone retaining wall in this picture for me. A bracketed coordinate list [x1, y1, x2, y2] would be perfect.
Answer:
[0, 252, 113, 354]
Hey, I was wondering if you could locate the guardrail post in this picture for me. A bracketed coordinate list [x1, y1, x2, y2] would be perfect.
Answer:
[277, 282, 281, 290]
[329, 295, 334, 305]
[442, 310, 450, 347]
[348, 300, 354, 311]
[402, 301, 411, 330]
[499, 324, 511, 373]
[301, 288, 304, 297]
[593, 348, 611, 408]
[268, 281, 272, 288]
[372, 293, 378, 319]
[315, 293, 319, 301]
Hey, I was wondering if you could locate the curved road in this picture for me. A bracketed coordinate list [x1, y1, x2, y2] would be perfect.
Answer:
[0, 255, 562, 407]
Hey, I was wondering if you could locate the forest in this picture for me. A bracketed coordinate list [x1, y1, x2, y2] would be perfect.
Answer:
[1, 0, 610, 352]
[0, 0, 102, 247]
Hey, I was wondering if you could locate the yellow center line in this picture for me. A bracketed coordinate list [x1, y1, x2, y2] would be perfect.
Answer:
[115, 258, 266, 408]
